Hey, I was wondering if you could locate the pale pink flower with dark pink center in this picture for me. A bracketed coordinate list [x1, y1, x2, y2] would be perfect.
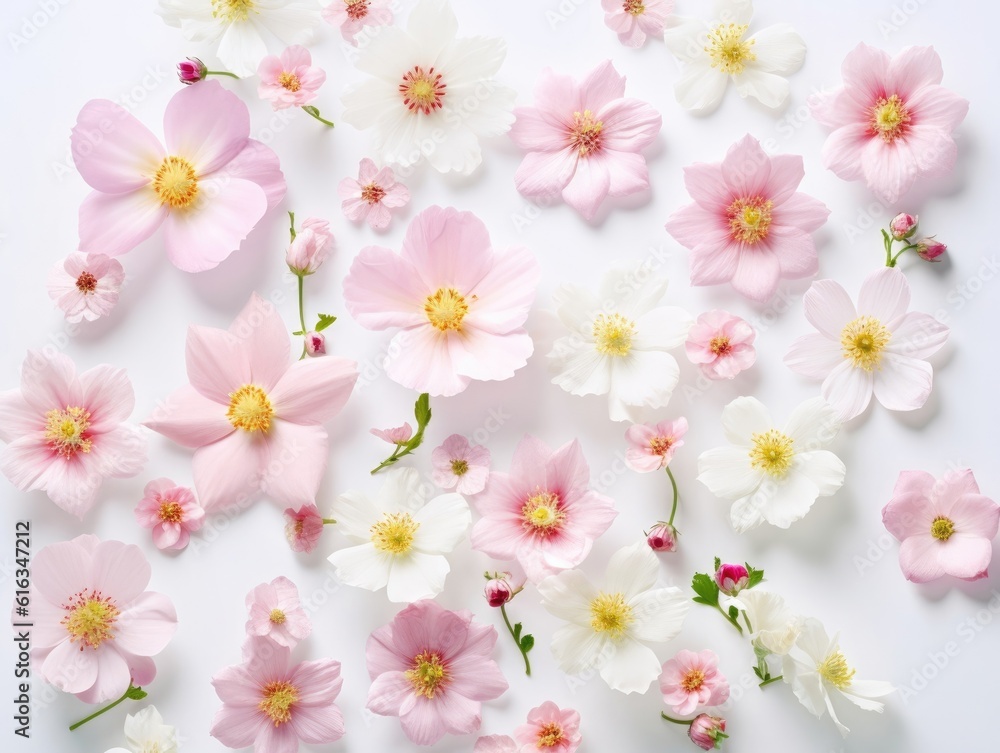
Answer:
[666, 134, 829, 302]
[258, 45, 326, 110]
[602, 0, 673, 47]
[324, 0, 393, 45]
[686, 310, 756, 380]
[366, 599, 508, 745]
[134, 478, 204, 551]
[283, 504, 325, 553]
[245, 576, 312, 649]
[510, 60, 661, 221]
[471, 435, 617, 583]
[514, 701, 582, 752]
[371, 423, 413, 444]
[338, 158, 410, 230]
[624, 417, 687, 473]
[47, 253, 124, 323]
[810, 44, 969, 204]
[431, 433, 490, 494]
[660, 649, 730, 716]
[647, 522, 677, 552]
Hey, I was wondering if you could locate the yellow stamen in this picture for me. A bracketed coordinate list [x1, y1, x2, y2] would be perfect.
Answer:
[258, 680, 297, 725]
[930, 516, 955, 541]
[63, 592, 119, 649]
[370, 512, 419, 555]
[451, 459, 469, 476]
[361, 182, 386, 204]
[569, 110, 604, 157]
[623, 0, 645, 16]
[870, 94, 910, 143]
[158, 501, 183, 523]
[727, 197, 773, 244]
[76, 271, 98, 293]
[226, 385, 274, 433]
[278, 72, 301, 92]
[399, 66, 446, 115]
[593, 312, 636, 357]
[749, 429, 795, 478]
[405, 651, 448, 698]
[840, 316, 891, 371]
[649, 436, 674, 456]
[44, 406, 92, 458]
[681, 668, 706, 692]
[590, 592, 634, 640]
[522, 491, 564, 534]
[817, 651, 855, 689]
[212, 0, 255, 22]
[709, 336, 732, 355]
[153, 155, 199, 209]
[705, 24, 756, 75]
[537, 722, 565, 747]
[269, 608, 286, 625]
[424, 287, 469, 332]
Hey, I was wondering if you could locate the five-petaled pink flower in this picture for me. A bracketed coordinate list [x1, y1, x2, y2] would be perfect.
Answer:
[659, 649, 730, 716]
[514, 701, 582, 753]
[882, 469, 999, 583]
[245, 576, 312, 649]
[624, 417, 687, 473]
[143, 293, 358, 512]
[685, 310, 756, 380]
[338, 158, 410, 230]
[471, 435, 617, 583]
[134, 478, 204, 551]
[47, 253, 124, 323]
[71, 80, 286, 272]
[601, 0, 673, 48]
[810, 44, 969, 203]
[431, 433, 491, 495]
[258, 45, 326, 110]
[666, 134, 830, 302]
[30, 534, 177, 703]
[323, 0, 393, 45]
[366, 599, 508, 746]
[283, 504, 325, 553]
[510, 60, 661, 220]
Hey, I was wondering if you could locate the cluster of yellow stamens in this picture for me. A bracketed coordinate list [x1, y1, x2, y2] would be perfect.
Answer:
[589, 592, 634, 640]
[840, 316, 891, 371]
[748, 429, 795, 478]
[930, 516, 955, 541]
[537, 722, 565, 747]
[569, 110, 604, 157]
[727, 196, 773, 244]
[592, 312, 636, 357]
[259, 681, 298, 725]
[45, 406, 93, 458]
[705, 24, 756, 75]
[370, 512, 419, 555]
[153, 155, 199, 209]
[405, 651, 448, 697]
[62, 590, 119, 649]
[522, 491, 564, 534]
[278, 72, 301, 92]
[870, 94, 910, 143]
[817, 651, 855, 689]
[211, 0, 256, 22]
[424, 287, 469, 332]
[226, 385, 275, 433]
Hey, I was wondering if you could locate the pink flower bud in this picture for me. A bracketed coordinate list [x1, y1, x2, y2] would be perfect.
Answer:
[647, 523, 677, 552]
[370, 423, 413, 445]
[916, 237, 946, 262]
[714, 563, 749, 596]
[688, 714, 727, 751]
[283, 504, 324, 553]
[889, 212, 918, 241]
[286, 218, 334, 275]
[484, 575, 514, 607]
[177, 57, 207, 85]
[304, 331, 325, 356]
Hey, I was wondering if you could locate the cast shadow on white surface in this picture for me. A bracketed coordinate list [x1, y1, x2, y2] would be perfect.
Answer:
[914, 565, 1000, 605]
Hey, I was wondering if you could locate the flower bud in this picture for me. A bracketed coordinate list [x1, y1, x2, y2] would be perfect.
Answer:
[646, 523, 677, 552]
[177, 57, 207, 85]
[916, 237, 946, 262]
[370, 423, 413, 445]
[688, 714, 727, 751]
[889, 212, 918, 241]
[304, 331, 325, 356]
[283, 504, 324, 554]
[714, 563, 749, 596]
[286, 218, 334, 275]
[484, 575, 514, 607]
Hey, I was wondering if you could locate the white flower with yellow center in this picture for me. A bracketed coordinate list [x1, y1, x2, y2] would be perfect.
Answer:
[697, 396, 846, 533]
[537, 541, 690, 694]
[118, 706, 178, 753]
[327, 467, 470, 603]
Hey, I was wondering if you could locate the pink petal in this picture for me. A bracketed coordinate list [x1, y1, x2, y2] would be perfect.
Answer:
[665, 203, 730, 251]
[291, 704, 345, 744]
[765, 226, 818, 278]
[400, 207, 494, 293]
[821, 123, 870, 181]
[886, 312, 949, 360]
[840, 43, 891, 99]
[210, 704, 267, 749]
[163, 80, 250, 175]
[804, 280, 856, 338]
[561, 157, 611, 220]
[71, 100, 164, 193]
[367, 671, 412, 717]
[531, 68, 584, 119]
[385, 329, 469, 397]
[78, 189, 167, 258]
[949, 495, 1000, 539]
[784, 333, 844, 380]
[450, 328, 533, 383]
[730, 247, 781, 302]
[254, 719, 299, 753]
[270, 357, 357, 425]
[226, 139, 287, 210]
[893, 469, 937, 497]
[578, 60, 627, 111]
[907, 85, 969, 132]
[259, 421, 329, 505]
[774, 192, 830, 233]
[886, 46, 943, 98]
[90, 540, 150, 603]
[872, 353, 931, 411]
[821, 360, 873, 421]
[75, 645, 132, 703]
[400, 694, 451, 745]
[858, 267, 910, 323]
[227, 293, 292, 391]
[514, 148, 579, 198]
[597, 98, 661, 151]
[342, 246, 428, 330]
[31, 538, 93, 605]
[192, 432, 265, 512]
[509, 105, 569, 152]
[143, 384, 234, 448]
[0, 390, 40, 443]
[114, 592, 178, 656]
[938, 537, 992, 580]
[861, 139, 915, 203]
[682, 161, 732, 207]
[763, 153, 805, 205]
[465, 246, 540, 334]
[185, 325, 251, 404]
[898, 535, 946, 582]
[78, 365, 134, 431]
[41, 638, 99, 694]
[605, 151, 650, 197]
[721, 135, 772, 199]
[882, 491, 936, 539]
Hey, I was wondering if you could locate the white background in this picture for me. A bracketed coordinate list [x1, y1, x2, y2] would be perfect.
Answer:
[1, 0, 999, 751]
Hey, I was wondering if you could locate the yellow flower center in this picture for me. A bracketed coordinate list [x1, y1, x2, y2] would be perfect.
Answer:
[75, 271, 98, 293]
[269, 608, 286, 624]
[212, 0, 255, 22]
[727, 196, 773, 244]
[158, 500, 183, 523]
[593, 312, 636, 357]
[424, 287, 469, 332]
[590, 592, 634, 640]
[537, 722, 565, 747]
[44, 406, 93, 458]
[153, 155, 199, 209]
[522, 491, 564, 535]
[840, 316, 891, 371]
[930, 516, 955, 541]
[569, 110, 604, 157]
[817, 651, 855, 690]
[681, 668, 706, 692]
[226, 384, 274, 433]
[623, 0, 645, 15]
[405, 651, 448, 698]
[62, 592, 119, 649]
[705, 23, 756, 75]
[258, 680, 298, 726]
[450, 459, 469, 476]
[400, 66, 446, 115]
[870, 94, 911, 143]
[709, 335, 733, 355]
[278, 72, 301, 92]
[370, 512, 419, 555]
[749, 429, 795, 478]
[649, 436, 674, 456]
[361, 182, 386, 204]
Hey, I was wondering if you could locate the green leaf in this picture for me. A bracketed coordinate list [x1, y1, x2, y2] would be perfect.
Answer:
[691, 572, 719, 606]
[125, 686, 148, 701]
[520, 634, 534, 652]
[713, 556, 721, 571]
[513, 622, 522, 641]
[691, 596, 714, 606]
[291, 330, 304, 336]
[745, 563, 765, 589]
[413, 393, 431, 428]
[315, 313, 337, 332]
[728, 605, 739, 621]
[752, 665, 763, 680]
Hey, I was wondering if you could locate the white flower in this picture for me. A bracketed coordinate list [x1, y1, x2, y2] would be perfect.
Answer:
[157, 0, 321, 77]
[697, 396, 846, 532]
[734, 589, 801, 656]
[106, 706, 177, 753]
[782, 618, 894, 736]
[537, 541, 690, 694]
[340, 0, 516, 175]
[664, 0, 805, 113]
[548, 265, 692, 422]
[327, 467, 470, 602]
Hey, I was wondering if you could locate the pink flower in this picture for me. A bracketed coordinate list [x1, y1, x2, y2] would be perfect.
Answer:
[338, 158, 410, 230]
[258, 46, 326, 110]
[71, 80, 285, 272]
[245, 576, 312, 649]
[366, 599, 508, 746]
[342, 206, 540, 397]
[286, 217, 334, 275]
[688, 714, 728, 750]
[143, 293, 358, 512]
[323, 0, 393, 45]
[889, 213, 919, 241]
[432, 433, 491, 494]
[471, 435, 617, 583]
[624, 417, 687, 472]
[810, 44, 969, 203]
[304, 331, 325, 356]
[134, 478, 205, 551]
[29, 534, 177, 703]
[370, 423, 413, 444]
[0, 351, 145, 518]
[514, 701, 582, 752]
[47, 253, 125, 323]
[666, 134, 830, 302]
[177, 57, 206, 84]
[484, 574, 514, 608]
[601, 0, 673, 47]
[714, 564, 749, 596]
[510, 60, 661, 220]
[647, 522, 677, 552]
[882, 469, 1000, 583]
[475, 735, 518, 753]
[916, 237, 947, 262]
[211, 637, 344, 752]
[685, 311, 756, 380]
[660, 649, 730, 716]
[283, 504, 324, 553]
[784, 267, 949, 421]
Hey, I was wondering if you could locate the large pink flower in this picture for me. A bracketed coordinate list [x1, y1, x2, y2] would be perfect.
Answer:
[665, 134, 830, 302]
[514, 701, 582, 752]
[71, 80, 286, 272]
[882, 469, 999, 583]
[0, 351, 145, 518]
[810, 44, 968, 203]
[47, 253, 124, 323]
[471, 435, 617, 583]
[602, 0, 673, 47]
[510, 60, 661, 221]
[659, 649, 730, 716]
[366, 599, 508, 745]
[29, 534, 177, 703]
[143, 293, 358, 512]
[342, 206, 540, 396]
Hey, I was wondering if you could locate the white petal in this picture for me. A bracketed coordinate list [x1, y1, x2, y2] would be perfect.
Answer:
[821, 361, 874, 421]
[376, 467, 427, 513]
[598, 638, 661, 694]
[385, 552, 449, 602]
[552, 284, 602, 334]
[872, 353, 932, 412]
[794, 451, 846, 497]
[628, 587, 689, 642]
[607, 350, 680, 419]
[663, 16, 709, 63]
[632, 307, 693, 350]
[721, 396, 772, 444]
[782, 397, 841, 448]
[735, 68, 791, 109]
[550, 343, 612, 397]
[330, 490, 380, 540]
[748, 24, 806, 74]
[756, 468, 822, 528]
[858, 267, 910, 323]
[604, 542, 658, 598]
[729, 492, 768, 532]
[698, 446, 762, 500]
[674, 62, 729, 113]
[537, 570, 597, 625]
[598, 266, 668, 315]
[412, 493, 470, 554]
[215, 20, 267, 78]
[550, 624, 608, 675]
[327, 544, 391, 591]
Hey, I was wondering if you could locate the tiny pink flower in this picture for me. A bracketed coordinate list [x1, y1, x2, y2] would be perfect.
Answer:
[882, 469, 1000, 583]
[484, 574, 514, 608]
[685, 311, 756, 380]
[889, 213, 919, 241]
[177, 57, 206, 84]
[338, 158, 410, 230]
[47, 252, 125, 323]
[601, 0, 673, 48]
[134, 478, 205, 551]
[286, 217, 334, 275]
[323, 0, 393, 45]
[688, 714, 728, 750]
[475, 735, 518, 753]
[514, 701, 582, 753]
[647, 522, 677, 552]
[625, 417, 688, 473]
[257, 45, 326, 110]
[284, 504, 325, 554]
[916, 237, 947, 262]
[370, 423, 412, 445]
[432, 433, 491, 494]
[714, 564, 749, 596]
[304, 331, 326, 356]
[245, 576, 312, 649]
[660, 649, 730, 716]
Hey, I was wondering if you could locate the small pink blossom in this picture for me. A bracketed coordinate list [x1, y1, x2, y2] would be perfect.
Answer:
[284, 504, 325, 553]
[625, 417, 687, 473]
[685, 311, 756, 380]
[323, 0, 393, 45]
[286, 217, 334, 275]
[484, 573, 514, 608]
[370, 423, 412, 445]
[889, 213, 919, 241]
[514, 701, 582, 753]
[647, 522, 677, 552]
[245, 576, 312, 649]
[714, 564, 749, 596]
[258, 45, 326, 110]
[304, 331, 325, 356]
[432, 433, 491, 494]
[177, 57, 206, 84]
[134, 478, 205, 551]
[882, 469, 999, 583]
[688, 714, 728, 750]
[475, 735, 518, 753]
[601, 0, 673, 48]
[916, 237, 947, 262]
[47, 252, 125, 323]
[339, 158, 410, 230]
[660, 649, 730, 716]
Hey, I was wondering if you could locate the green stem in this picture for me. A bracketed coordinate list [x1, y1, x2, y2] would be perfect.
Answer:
[370, 444, 411, 474]
[69, 684, 142, 731]
[741, 609, 753, 633]
[500, 603, 531, 676]
[297, 274, 308, 360]
[889, 244, 917, 267]
[759, 674, 783, 688]
[301, 106, 335, 127]
[206, 70, 239, 79]
[660, 712, 693, 725]
[665, 466, 679, 526]
[716, 604, 743, 635]
[322, 518, 337, 525]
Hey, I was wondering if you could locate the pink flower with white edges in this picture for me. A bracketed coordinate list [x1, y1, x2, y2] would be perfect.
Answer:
[431, 433, 491, 494]
[71, 80, 285, 273]
[338, 158, 410, 230]
[624, 417, 687, 473]
[365, 599, 508, 746]
[510, 60, 661, 221]
[210, 637, 344, 752]
[882, 469, 999, 583]
[324, 0, 393, 45]
[29, 534, 177, 703]
[258, 45, 326, 110]
[283, 504, 324, 553]
[47, 253, 124, 323]
[602, 0, 673, 47]
[666, 134, 830, 302]
[134, 478, 204, 551]
[809, 44, 969, 203]
[143, 293, 358, 512]
[245, 576, 312, 648]
[471, 435, 617, 583]
[371, 423, 413, 444]
[686, 311, 756, 380]
[784, 267, 949, 421]
[659, 649, 730, 716]
[342, 206, 540, 397]
[0, 351, 145, 518]
[514, 701, 582, 752]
